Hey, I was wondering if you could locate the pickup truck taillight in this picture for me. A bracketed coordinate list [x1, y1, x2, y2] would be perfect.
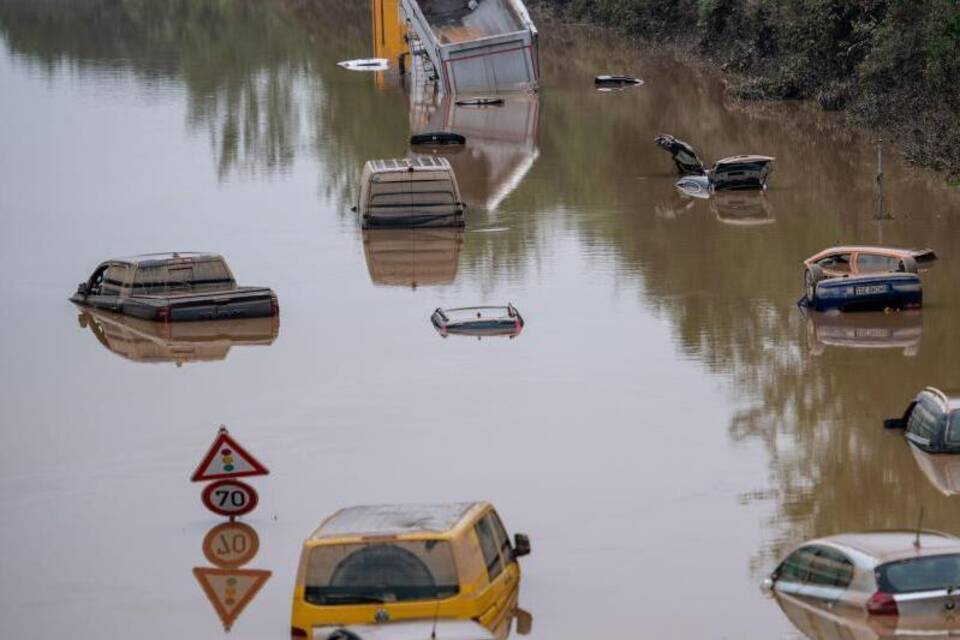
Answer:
[867, 591, 899, 615]
[270, 293, 280, 316]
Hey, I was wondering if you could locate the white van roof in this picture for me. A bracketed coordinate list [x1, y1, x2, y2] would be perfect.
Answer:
[366, 157, 452, 174]
[310, 503, 479, 540]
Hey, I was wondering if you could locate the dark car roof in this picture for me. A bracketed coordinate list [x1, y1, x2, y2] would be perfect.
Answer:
[922, 387, 960, 411]
[112, 252, 223, 266]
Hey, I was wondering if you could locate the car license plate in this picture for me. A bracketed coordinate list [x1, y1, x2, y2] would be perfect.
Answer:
[854, 284, 888, 295]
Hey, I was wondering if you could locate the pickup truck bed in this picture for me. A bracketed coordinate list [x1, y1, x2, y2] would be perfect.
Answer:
[72, 287, 277, 322]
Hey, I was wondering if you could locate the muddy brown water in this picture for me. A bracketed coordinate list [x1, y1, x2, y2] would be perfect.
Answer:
[1, 1, 959, 638]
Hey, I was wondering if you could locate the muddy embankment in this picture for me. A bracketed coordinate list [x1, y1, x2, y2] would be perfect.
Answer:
[532, 0, 960, 182]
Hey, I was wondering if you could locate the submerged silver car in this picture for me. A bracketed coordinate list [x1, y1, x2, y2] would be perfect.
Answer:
[766, 531, 960, 629]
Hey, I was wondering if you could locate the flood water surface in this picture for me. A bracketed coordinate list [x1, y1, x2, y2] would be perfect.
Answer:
[1, 1, 960, 638]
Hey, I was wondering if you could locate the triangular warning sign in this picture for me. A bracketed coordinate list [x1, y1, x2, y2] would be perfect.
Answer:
[191, 426, 269, 482]
[193, 567, 271, 631]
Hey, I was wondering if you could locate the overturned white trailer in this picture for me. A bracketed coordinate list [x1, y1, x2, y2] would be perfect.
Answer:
[398, 0, 539, 94]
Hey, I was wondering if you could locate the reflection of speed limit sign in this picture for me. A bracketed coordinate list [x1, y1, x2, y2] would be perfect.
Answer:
[201, 479, 259, 517]
[202, 522, 261, 568]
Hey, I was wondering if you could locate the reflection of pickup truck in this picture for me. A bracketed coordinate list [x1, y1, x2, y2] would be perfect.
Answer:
[70, 253, 278, 322]
[78, 309, 278, 364]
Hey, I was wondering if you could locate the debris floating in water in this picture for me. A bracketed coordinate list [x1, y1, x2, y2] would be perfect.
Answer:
[455, 96, 505, 107]
[337, 58, 389, 71]
[410, 131, 466, 146]
[595, 74, 644, 90]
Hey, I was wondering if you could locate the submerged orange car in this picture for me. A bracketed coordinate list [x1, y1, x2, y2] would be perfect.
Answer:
[803, 246, 937, 278]
[801, 245, 936, 312]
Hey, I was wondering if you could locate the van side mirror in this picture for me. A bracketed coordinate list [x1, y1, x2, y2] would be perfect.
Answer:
[884, 418, 905, 430]
[514, 607, 533, 635]
[513, 533, 531, 558]
[761, 577, 775, 597]
[76, 282, 90, 296]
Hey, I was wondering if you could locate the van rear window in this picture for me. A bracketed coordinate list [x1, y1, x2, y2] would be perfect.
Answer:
[877, 554, 960, 593]
[304, 540, 459, 605]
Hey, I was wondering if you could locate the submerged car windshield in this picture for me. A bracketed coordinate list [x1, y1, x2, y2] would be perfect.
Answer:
[877, 554, 960, 593]
[948, 411, 960, 444]
[305, 540, 459, 605]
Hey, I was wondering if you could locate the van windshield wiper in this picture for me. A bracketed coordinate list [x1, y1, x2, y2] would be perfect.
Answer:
[311, 592, 388, 604]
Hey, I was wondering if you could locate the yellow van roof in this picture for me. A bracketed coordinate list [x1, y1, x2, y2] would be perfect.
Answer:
[310, 503, 480, 540]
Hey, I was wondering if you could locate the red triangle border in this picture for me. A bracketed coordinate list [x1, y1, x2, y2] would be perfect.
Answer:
[191, 429, 269, 482]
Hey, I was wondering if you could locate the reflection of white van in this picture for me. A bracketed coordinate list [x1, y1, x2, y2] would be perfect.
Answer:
[314, 620, 493, 639]
[358, 158, 465, 228]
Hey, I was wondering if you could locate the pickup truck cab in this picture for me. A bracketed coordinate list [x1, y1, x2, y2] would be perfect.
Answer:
[70, 253, 278, 322]
[291, 502, 530, 640]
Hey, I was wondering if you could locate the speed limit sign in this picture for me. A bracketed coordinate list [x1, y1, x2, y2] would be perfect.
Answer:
[201, 479, 259, 518]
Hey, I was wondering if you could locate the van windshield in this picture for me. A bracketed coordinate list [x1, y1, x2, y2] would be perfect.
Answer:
[877, 554, 960, 593]
[907, 398, 941, 441]
[304, 540, 459, 605]
[948, 411, 960, 445]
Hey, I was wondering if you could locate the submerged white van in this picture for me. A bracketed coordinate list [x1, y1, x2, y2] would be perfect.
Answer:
[357, 157, 465, 228]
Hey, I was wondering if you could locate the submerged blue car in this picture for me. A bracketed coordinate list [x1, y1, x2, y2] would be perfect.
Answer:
[800, 247, 928, 312]
[802, 271, 923, 312]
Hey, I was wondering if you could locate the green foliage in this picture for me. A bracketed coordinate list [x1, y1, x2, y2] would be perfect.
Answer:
[541, 0, 960, 172]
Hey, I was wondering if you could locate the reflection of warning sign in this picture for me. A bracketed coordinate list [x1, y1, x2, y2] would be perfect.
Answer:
[203, 522, 261, 568]
[193, 567, 271, 631]
[191, 426, 269, 482]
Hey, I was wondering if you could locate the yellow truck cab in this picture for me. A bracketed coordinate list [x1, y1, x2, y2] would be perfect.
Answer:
[291, 502, 530, 639]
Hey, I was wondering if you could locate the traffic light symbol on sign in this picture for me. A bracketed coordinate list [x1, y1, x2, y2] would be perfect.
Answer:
[191, 426, 269, 483]
[193, 567, 271, 631]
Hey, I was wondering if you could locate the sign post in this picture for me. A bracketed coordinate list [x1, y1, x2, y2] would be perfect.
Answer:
[192, 426, 268, 520]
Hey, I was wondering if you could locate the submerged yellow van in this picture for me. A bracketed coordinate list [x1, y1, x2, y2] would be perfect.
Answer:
[290, 502, 530, 638]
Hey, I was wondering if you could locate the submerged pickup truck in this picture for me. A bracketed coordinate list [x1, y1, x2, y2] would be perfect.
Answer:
[70, 253, 278, 322]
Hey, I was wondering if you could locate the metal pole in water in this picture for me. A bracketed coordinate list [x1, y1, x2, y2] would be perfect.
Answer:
[874, 139, 889, 221]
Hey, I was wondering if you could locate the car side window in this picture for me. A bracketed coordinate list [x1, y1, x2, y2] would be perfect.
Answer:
[474, 514, 503, 581]
[808, 547, 853, 587]
[488, 510, 513, 565]
[88, 265, 109, 293]
[857, 253, 900, 273]
[816, 254, 851, 273]
[778, 546, 819, 583]
[102, 264, 130, 296]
